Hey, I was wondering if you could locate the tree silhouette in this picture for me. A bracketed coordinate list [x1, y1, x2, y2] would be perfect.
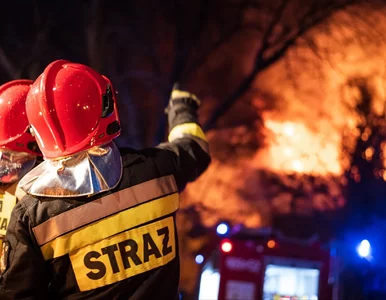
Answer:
[0, 0, 362, 146]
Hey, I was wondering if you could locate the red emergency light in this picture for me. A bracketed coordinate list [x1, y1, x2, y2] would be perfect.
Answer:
[221, 240, 233, 253]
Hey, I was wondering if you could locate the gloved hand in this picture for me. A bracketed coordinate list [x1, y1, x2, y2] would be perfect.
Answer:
[165, 83, 201, 114]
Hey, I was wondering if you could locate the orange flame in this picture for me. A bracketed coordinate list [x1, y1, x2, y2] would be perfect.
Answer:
[262, 120, 342, 175]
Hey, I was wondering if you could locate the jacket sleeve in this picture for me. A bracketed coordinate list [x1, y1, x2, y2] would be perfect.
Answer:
[0, 201, 50, 299]
[156, 94, 211, 192]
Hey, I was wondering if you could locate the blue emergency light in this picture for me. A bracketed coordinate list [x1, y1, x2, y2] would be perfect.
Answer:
[357, 239, 371, 258]
[216, 222, 229, 236]
[195, 254, 204, 264]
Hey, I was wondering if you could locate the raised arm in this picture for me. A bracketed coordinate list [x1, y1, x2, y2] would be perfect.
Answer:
[157, 85, 211, 191]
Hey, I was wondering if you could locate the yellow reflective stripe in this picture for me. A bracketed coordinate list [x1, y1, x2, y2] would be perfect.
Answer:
[41, 193, 179, 260]
[0, 191, 17, 236]
[33, 175, 177, 246]
[168, 123, 207, 142]
[70, 216, 176, 292]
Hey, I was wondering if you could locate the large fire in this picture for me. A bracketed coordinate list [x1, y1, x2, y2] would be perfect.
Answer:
[178, 2, 386, 295]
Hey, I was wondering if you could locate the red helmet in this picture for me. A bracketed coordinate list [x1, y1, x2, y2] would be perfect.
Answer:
[0, 79, 41, 156]
[26, 60, 121, 159]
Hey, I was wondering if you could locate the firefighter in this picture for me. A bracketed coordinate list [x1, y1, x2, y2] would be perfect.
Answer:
[0, 60, 211, 299]
[0, 80, 41, 256]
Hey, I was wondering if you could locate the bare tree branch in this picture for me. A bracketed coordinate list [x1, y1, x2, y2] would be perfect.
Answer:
[256, 0, 289, 62]
[153, 0, 218, 144]
[128, 2, 162, 76]
[203, 0, 290, 131]
[182, 1, 247, 80]
[203, 0, 358, 131]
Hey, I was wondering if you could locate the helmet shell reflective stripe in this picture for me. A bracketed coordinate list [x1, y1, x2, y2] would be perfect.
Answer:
[27, 60, 121, 159]
[0, 79, 40, 155]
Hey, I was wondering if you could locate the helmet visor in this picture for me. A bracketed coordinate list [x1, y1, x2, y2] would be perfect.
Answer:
[0, 150, 36, 183]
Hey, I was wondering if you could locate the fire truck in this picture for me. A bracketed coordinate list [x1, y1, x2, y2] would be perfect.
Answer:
[195, 224, 334, 300]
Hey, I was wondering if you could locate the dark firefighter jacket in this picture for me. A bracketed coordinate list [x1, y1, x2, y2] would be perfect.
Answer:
[0, 97, 211, 300]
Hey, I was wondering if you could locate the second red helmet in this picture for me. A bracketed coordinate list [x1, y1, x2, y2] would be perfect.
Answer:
[0, 79, 41, 155]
